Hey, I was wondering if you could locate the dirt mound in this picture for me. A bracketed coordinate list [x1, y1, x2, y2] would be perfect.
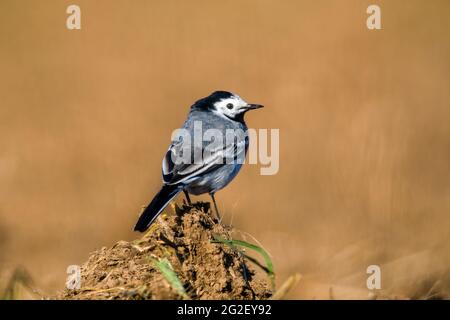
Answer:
[58, 202, 272, 300]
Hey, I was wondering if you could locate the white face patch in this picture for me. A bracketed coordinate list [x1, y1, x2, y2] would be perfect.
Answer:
[212, 95, 249, 119]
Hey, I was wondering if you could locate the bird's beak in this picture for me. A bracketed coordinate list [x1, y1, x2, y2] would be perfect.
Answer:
[245, 103, 264, 110]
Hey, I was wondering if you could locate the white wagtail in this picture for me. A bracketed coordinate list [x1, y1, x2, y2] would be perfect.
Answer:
[134, 91, 263, 232]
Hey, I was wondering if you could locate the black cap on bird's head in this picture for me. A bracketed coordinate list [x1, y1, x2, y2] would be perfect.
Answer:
[191, 91, 263, 122]
[191, 91, 234, 109]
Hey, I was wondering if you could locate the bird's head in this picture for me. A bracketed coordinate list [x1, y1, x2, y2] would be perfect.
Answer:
[191, 91, 263, 122]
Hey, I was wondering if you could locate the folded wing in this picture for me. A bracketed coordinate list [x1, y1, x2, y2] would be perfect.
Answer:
[162, 135, 246, 186]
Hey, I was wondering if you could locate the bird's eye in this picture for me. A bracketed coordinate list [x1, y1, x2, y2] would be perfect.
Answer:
[226, 103, 234, 109]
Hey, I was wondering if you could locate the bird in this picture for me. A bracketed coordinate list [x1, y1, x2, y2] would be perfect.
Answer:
[134, 91, 263, 232]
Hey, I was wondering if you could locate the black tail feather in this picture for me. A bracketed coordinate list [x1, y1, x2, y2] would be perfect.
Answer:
[134, 184, 181, 232]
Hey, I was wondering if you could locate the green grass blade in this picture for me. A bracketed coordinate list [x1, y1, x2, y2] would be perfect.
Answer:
[212, 234, 275, 288]
[151, 258, 188, 299]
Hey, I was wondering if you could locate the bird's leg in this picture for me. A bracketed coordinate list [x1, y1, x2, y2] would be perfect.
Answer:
[183, 190, 192, 206]
[210, 192, 221, 221]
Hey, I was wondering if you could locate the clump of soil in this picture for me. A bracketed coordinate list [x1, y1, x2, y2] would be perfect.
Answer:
[59, 202, 272, 300]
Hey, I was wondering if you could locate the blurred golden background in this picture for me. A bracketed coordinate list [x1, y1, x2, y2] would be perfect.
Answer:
[1, 0, 449, 299]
